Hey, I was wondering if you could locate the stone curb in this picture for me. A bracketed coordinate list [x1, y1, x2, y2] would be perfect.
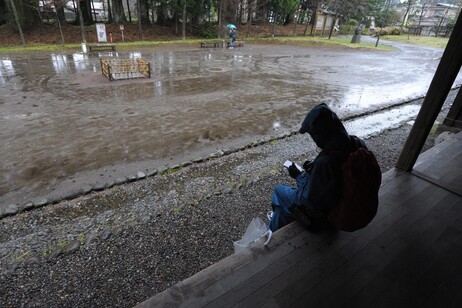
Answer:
[2, 90, 453, 220]
[0, 132, 292, 220]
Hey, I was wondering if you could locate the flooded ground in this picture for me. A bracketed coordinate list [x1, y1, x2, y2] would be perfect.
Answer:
[0, 41, 460, 207]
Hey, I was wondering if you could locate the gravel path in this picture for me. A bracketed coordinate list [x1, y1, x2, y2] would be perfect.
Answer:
[0, 92, 459, 307]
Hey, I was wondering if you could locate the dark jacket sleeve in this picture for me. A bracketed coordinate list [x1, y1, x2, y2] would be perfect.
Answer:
[293, 154, 343, 211]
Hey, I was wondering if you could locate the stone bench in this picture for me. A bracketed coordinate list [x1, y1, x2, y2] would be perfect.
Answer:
[89, 44, 116, 52]
[200, 41, 222, 48]
[227, 40, 245, 48]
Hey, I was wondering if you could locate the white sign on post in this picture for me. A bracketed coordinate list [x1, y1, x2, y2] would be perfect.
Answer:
[96, 23, 107, 43]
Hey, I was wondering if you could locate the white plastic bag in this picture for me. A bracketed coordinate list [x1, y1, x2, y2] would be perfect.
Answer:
[233, 217, 272, 253]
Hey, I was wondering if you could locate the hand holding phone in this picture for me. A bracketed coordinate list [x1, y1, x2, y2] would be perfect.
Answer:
[284, 160, 303, 179]
[284, 160, 303, 172]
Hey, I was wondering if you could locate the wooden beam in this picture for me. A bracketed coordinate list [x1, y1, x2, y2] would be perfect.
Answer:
[443, 87, 462, 128]
[396, 12, 462, 171]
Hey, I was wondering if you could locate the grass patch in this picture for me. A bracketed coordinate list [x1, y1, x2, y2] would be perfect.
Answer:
[0, 44, 79, 53]
[159, 167, 181, 176]
[11, 251, 31, 264]
[270, 140, 278, 145]
[380, 35, 449, 49]
[57, 239, 70, 251]
[77, 233, 86, 244]
[2, 34, 445, 53]
[0, 40, 200, 53]
[0, 36, 396, 53]
[252, 36, 395, 51]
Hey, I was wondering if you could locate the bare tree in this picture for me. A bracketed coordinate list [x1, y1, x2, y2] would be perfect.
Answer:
[401, 0, 414, 28]
[7, 0, 26, 45]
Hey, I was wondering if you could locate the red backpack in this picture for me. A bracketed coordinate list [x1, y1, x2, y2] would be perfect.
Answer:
[327, 137, 382, 232]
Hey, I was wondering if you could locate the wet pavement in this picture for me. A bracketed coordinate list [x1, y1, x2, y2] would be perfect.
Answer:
[0, 40, 460, 208]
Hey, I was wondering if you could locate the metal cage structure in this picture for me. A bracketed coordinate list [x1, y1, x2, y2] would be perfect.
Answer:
[100, 58, 151, 81]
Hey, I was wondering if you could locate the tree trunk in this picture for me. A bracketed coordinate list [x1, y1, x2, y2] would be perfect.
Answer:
[303, 10, 310, 35]
[402, 0, 413, 28]
[310, 9, 318, 36]
[191, 0, 201, 25]
[293, 6, 299, 35]
[55, 4, 67, 25]
[137, 0, 143, 39]
[254, 0, 266, 23]
[182, 1, 186, 40]
[80, 0, 94, 25]
[435, 9, 448, 38]
[238, 0, 244, 25]
[90, 0, 97, 21]
[272, 11, 277, 37]
[19, 0, 41, 27]
[56, 9, 65, 44]
[8, 0, 26, 45]
[418, 4, 427, 28]
[246, 0, 252, 37]
[107, 0, 113, 23]
[175, 14, 179, 35]
[126, 0, 132, 22]
[218, 0, 222, 38]
[112, 0, 127, 23]
[310, 9, 316, 36]
[139, 0, 150, 24]
[0, 0, 7, 25]
[328, 14, 337, 39]
[77, 0, 87, 43]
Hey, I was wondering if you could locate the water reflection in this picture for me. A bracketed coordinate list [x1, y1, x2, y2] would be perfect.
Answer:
[0, 44, 460, 206]
[346, 104, 421, 137]
[72, 53, 90, 71]
[51, 54, 68, 74]
[338, 81, 430, 113]
[128, 52, 142, 59]
[0, 59, 14, 85]
[155, 80, 163, 96]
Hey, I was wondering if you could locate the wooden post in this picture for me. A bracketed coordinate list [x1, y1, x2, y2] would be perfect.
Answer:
[396, 11, 462, 171]
[321, 15, 327, 36]
[311, 6, 319, 36]
[443, 87, 462, 128]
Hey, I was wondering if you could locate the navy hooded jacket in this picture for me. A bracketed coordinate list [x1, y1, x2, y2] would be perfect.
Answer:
[295, 103, 361, 211]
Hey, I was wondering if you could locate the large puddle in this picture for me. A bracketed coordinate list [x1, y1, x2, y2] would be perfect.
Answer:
[0, 43, 459, 206]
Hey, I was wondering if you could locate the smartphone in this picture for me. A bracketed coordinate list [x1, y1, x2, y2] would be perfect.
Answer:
[284, 160, 303, 172]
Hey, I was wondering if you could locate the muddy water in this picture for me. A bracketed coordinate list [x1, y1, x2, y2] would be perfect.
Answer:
[0, 43, 458, 206]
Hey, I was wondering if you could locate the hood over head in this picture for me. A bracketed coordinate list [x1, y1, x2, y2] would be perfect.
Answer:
[299, 103, 350, 150]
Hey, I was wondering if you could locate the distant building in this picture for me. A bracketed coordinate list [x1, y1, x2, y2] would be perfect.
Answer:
[312, 3, 339, 36]
[408, 3, 461, 37]
[39, 0, 107, 21]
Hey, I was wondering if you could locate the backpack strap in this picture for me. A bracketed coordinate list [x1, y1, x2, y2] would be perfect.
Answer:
[322, 135, 359, 161]
[350, 135, 367, 150]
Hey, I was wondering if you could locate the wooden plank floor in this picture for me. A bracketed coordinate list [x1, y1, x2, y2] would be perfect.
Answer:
[136, 131, 462, 308]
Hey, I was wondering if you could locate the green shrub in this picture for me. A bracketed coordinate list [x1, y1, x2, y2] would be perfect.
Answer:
[360, 27, 370, 35]
[347, 19, 359, 26]
[339, 25, 356, 35]
[374, 27, 402, 36]
[193, 22, 218, 39]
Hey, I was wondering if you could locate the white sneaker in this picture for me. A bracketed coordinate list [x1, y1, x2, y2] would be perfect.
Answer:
[267, 211, 273, 221]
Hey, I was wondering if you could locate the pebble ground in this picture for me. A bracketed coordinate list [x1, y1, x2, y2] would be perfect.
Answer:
[0, 95, 459, 307]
